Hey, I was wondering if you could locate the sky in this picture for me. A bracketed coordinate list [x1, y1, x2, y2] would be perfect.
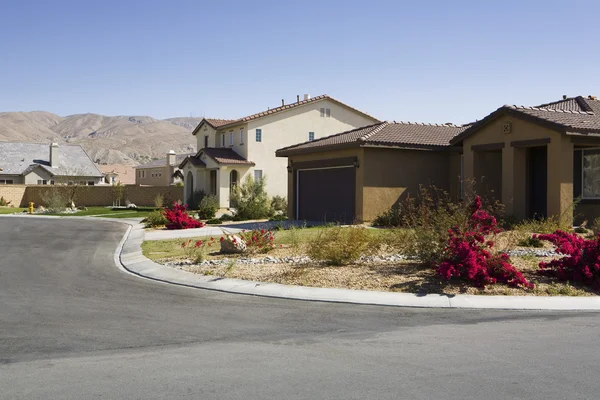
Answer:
[0, 0, 598, 124]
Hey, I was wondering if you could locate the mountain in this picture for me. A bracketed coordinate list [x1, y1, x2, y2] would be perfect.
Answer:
[0, 111, 201, 165]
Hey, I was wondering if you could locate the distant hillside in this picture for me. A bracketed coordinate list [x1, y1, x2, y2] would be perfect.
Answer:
[0, 111, 201, 165]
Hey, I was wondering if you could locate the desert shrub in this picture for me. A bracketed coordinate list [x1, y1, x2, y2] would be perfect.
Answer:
[591, 217, 600, 236]
[41, 187, 69, 212]
[163, 202, 205, 230]
[205, 218, 222, 225]
[535, 230, 600, 290]
[269, 214, 288, 222]
[189, 189, 207, 210]
[230, 176, 273, 220]
[143, 210, 168, 228]
[181, 237, 217, 263]
[0, 196, 11, 207]
[270, 195, 287, 213]
[154, 193, 165, 208]
[517, 236, 544, 248]
[220, 213, 234, 222]
[237, 229, 275, 254]
[437, 197, 533, 289]
[197, 194, 219, 219]
[307, 226, 372, 266]
[373, 206, 403, 227]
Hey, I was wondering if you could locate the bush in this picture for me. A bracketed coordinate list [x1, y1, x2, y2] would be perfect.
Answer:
[220, 213, 234, 222]
[535, 230, 600, 290]
[437, 196, 533, 289]
[181, 237, 217, 263]
[205, 218, 222, 225]
[197, 194, 219, 220]
[270, 195, 287, 213]
[154, 193, 165, 208]
[237, 229, 275, 254]
[230, 176, 273, 220]
[517, 236, 544, 248]
[189, 189, 207, 210]
[307, 226, 371, 266]
[143, 210, 168, 228]
[0, 196, 11, 207]
[163, 202, 205, 230]
[41, 187, 69, 212]
[269, 214, 288, 222]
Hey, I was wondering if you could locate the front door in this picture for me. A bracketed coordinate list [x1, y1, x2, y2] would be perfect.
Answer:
[528, 146, 547, 219]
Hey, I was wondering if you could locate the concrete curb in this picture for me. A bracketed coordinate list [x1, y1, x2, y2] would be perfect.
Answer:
[4, 215, 600, 310]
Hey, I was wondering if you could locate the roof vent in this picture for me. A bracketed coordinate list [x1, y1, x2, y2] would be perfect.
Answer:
[588, 95, 597, 100]
[303, 94, 310, 101]
[281, 99, 285, 106]
[563, 95, 568, 100]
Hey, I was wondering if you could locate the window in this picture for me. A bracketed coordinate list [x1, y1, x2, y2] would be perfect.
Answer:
[204, 135, 209, 148]
[222, 133, 225, 147]
[582, 149, 600, 198]
[320, 108, 331, 117]
[240, 128, 244, 144]
[229, 131, 233, 146]
[254, 169, 263, 182]
[50, 180, 55, 185]
[88, 181, 95, 186]
[320, 108, 325, 117]
[309, 132, 315, 141]
[256, 129, 262, 142]
[37, 180, 48, 185]
[0, 179, 14, 184]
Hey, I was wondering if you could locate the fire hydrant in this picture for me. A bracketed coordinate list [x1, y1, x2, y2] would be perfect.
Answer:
[28, 202, 34, 214]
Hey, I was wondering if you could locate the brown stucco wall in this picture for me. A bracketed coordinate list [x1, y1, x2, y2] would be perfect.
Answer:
[0, 185, 183, 208]
[362, 148, 451, 221]
[284, 148, 364, 221]
[462, 114, 572, 219]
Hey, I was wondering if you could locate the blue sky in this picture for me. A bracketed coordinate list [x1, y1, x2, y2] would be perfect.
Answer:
[0, 0, 597, 124]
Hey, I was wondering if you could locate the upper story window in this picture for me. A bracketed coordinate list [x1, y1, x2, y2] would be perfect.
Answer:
[229, 131, 233, 146]
[320, 108, 331, 118]
[240, 128, 244, 144]
[256, 129, 262, 142]
[309, 132, 315, 141]
[221, 133, 225, 147]
[204, 135, 209, 148]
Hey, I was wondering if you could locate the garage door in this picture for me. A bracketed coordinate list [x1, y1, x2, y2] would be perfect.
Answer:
[297, 166, 355, 224]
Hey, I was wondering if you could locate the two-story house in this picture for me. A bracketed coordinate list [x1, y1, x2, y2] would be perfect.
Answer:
[135, 151, 194, 186]
[179, 94, 379, 208]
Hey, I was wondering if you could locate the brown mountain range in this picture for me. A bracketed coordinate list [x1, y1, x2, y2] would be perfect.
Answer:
[0, 111, 201, 166]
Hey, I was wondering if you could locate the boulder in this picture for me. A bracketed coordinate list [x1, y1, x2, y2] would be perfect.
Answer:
[220, 235, 247, 254]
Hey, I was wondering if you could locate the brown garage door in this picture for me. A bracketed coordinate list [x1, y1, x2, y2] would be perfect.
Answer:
[297, 167, 355, 224]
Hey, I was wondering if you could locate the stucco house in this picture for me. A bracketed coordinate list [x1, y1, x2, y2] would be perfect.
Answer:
[276, 121, 466, 223]
[135, 151, 193, 186]
[0, 142, 104, 185]
[179, 94, 379, 208]
[277, 95, 600, 225]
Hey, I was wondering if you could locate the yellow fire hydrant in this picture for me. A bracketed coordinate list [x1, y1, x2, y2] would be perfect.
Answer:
[28, 202, 34, 214]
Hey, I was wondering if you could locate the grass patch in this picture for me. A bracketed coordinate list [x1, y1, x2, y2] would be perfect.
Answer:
[0, 207, 26, 214]
[42, 206, 156, 218]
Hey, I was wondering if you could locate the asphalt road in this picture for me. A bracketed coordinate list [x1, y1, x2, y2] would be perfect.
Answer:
[1, 217, 599, 399]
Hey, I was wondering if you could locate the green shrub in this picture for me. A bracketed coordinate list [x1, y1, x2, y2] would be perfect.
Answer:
[574, 226, 588, 234]
[307, 226, 371, 266]
[230, 175, 273, 220]
[41, 187, 69, 212]
[188, 189, 207, 210]
[220, 213, 234, 222]
[0, 196, 11, 207]
[197, 194, 219, 219]
[154, 193, 165, 208]
[205, 218, 222, 225]
[270, 195, 287, 213]
[143, 210, 168, 228]
[517, 236, 544, 248]
[269, 214, 288, 222]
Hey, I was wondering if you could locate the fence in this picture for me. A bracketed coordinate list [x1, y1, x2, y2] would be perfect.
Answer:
[0, 185, 183, 208]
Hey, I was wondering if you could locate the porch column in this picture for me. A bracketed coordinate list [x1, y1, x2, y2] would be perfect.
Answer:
[218, 167, 230, 209]
[501, 146, 515, 216]
[547, 136, 574, 223]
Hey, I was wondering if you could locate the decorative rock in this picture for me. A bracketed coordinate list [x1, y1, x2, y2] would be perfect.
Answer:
[127, 203, 137, 209]
[220, 235, 247, 254]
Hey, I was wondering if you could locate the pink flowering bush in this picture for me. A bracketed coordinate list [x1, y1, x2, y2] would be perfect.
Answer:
[437, 196, 533, 289]
[239, 229, 275, 254]
[163, 202, 205, 230]
[535, 230, 600, 290]
[181, 237, 216, 263]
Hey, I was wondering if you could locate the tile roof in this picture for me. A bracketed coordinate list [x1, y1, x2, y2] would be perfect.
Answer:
[451, 95, 600, 144]
[197, 148, 255, 166]
[204, 118, 237, 128]
[136, 153, 194, 168]
[0, 141, 103, 177]
[178, 156, 206, 169]
[276, 121, 467, 156]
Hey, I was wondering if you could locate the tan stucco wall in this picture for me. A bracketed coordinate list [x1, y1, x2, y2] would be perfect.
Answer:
[216, 123, 249, 160]
[135, 165, 176, 186]
[463, 115, 572, 219]
[362, 148, 451, 221]
[285, 148, 364, 221]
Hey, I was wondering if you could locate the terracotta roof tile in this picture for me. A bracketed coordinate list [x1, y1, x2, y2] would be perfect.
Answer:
[200, 148, 255, 165]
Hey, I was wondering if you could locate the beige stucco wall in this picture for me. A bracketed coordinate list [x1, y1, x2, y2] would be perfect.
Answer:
[285, 148, 364, 221]
[463, 115, 572, 219]
[362, 147, 451, 221]
[248, 99, 378, 199]
[135, 165, 176, 186]
[216, 123, 249, 160]
[196, 124, 218, 151]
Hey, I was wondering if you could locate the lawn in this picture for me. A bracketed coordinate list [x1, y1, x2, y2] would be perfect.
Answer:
[0, 207, 26, 214]
[43, 206, 157, 219]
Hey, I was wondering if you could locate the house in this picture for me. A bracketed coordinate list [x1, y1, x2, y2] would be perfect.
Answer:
[179, 94, 380, 208]
[451, 95, 600, 223]
[0, 141, 104, 185]
[98, 164, 136, 185]
[135, 151, 194, 186]
[276, 121, 466, 223]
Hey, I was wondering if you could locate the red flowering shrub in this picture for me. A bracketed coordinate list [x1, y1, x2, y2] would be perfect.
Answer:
[437, 196, 533, 289]
[238, 229, 275, 253]
[535, 230, 600, 290]
[181, 237, 216, 263]
[163, 202, 205, 230]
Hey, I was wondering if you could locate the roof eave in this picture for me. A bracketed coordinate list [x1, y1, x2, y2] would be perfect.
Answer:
[276, 142, 361, 157]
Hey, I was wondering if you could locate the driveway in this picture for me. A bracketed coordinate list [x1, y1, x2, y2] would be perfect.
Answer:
[1, 217, 599, 399]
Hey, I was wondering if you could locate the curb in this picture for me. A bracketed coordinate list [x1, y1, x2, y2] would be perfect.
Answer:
[4, 215, 600, 310]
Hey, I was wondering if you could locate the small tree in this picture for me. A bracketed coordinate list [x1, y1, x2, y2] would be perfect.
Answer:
[229, 175, 272, 220]
[112, 182, 125, 207]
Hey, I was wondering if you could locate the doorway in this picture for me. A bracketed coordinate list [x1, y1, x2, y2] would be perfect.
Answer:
[527, 146, 547, 219]
[229, 170, 238, 207]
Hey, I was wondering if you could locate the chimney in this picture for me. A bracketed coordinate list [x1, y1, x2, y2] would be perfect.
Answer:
[297, 95, 300, 103]
[49, 142, 59, 167]
[281, 99, 285, 106]
[563, 95, 567, 100]
[167, 150, 176, 166]
[303, 94, 310, 101]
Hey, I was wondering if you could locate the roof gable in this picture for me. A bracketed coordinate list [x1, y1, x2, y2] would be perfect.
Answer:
[192, 118, 238, 135]
[188, 148, 255, 166]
